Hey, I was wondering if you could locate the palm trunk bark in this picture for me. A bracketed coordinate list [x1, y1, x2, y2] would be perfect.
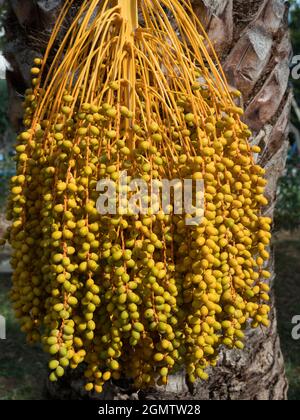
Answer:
[4, 0, 291, 400]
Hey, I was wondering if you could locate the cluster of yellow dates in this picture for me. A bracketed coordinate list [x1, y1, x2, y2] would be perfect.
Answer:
[3, 0, 272, 394]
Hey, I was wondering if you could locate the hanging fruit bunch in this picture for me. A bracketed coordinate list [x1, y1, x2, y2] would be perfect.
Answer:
[2, 0, 272, 393]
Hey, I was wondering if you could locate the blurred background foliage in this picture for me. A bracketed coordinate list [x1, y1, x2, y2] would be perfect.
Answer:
[274, 0, 300, 231]
[0, 78, 15, 211]
[0, 4, 14, 212]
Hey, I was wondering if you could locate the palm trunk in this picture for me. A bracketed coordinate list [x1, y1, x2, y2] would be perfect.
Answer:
[4, 0, 291, 400]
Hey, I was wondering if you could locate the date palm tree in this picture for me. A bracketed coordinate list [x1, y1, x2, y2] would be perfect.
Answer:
[4, 0, 291, 400]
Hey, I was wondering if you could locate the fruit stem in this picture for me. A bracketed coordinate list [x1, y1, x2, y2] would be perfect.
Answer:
[117, 0, 138, 39]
